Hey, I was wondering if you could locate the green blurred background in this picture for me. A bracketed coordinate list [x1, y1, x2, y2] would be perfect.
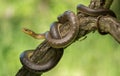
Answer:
[0, 0, 120, 76]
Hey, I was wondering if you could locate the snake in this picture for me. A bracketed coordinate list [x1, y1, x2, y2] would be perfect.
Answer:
[20, 4, 117, 73]
[20, 22, 64, 73]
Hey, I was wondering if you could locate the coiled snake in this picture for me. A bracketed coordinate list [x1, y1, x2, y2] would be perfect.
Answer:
[20, 4, 116, 73]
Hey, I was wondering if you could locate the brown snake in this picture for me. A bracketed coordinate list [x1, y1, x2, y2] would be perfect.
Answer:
[20, 4, 116, 73]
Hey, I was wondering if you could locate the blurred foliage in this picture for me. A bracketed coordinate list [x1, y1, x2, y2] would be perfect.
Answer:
[0, 0, 120, 76]
[111, 0, 120, 19]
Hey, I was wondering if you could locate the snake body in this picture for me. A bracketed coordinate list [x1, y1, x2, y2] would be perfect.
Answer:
[77, 4, 116, 17]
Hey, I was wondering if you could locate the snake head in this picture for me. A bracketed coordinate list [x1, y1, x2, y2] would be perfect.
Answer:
[22, 28, 34, 35]
[22, 28, 46, 39]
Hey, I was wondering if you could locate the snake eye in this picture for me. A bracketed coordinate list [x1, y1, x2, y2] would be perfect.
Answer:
[22, 28, 33, 35]
[22, 28, 28, 32]
[24, 28, 29, 32]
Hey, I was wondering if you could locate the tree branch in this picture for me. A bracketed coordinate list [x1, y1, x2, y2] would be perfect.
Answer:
[16, 0, 120, 76]
[98, 16, 120, 43]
